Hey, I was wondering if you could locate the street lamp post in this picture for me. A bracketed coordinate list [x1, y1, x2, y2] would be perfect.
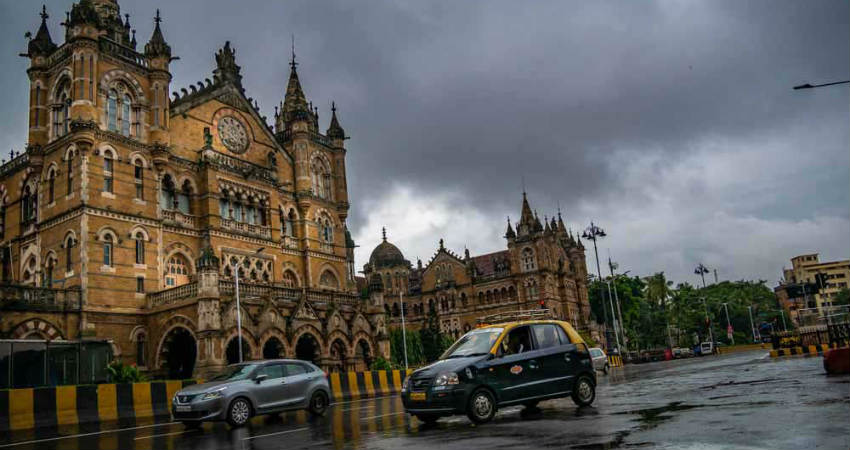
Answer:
[583, 222, 618, 352]
[400, 290, 408, 371]
[721, 302, 734, 345]
[694, 264, 710, 289]
[748, 305, 758, 343]
[700, 297, 715, 348]
[608, 256, 628, 351]
[232, 247, 265, 363]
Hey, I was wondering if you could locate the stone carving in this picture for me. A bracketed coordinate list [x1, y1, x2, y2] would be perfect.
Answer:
[217, 116, 248, 154]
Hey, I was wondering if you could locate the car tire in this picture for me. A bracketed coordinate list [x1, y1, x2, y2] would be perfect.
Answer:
[466, 388, 497, 425]
[603, 363, 609, 375]
[226, 397, 252, 427]
[571, 375, 596, 407]
[414, 413, 440, 425]
[308, 390, 329, 416]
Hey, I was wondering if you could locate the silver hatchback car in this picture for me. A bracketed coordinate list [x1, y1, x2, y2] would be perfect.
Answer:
[589, 347, 609, 374]
[172, 359, 331, 427]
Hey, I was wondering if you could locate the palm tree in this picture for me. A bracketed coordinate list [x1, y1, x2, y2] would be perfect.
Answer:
[644, 272, 672, 307]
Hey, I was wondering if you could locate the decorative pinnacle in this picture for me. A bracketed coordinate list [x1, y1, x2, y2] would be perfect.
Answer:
[331, 101, 336, 113]
[154, 9, 162, 25]
[40, 5, 48, 21]
[381, 227, 386, 242]
[290, 34, 297, 69]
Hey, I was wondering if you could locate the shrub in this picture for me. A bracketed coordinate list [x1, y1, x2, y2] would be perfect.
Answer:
[107, 360, 146, 383]
[369, 356, 393, 370]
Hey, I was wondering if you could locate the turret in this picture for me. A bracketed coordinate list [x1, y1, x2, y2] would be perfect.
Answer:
[23, 6, 57, 146]
[145, 9, 172, 146]
[505, 217, 516, 240]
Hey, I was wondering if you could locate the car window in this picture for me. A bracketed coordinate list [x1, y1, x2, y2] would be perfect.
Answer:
[258, 364, 285, 380]
[532, 324, 561, 349]
[284, 363, 307, 376]
[500, 326, 534, 356]
[575, 342, 590, 355]
[555, 325, 572, 344]
[590, 349, 601, 357]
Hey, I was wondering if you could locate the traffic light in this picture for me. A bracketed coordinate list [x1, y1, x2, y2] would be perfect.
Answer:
[814, 273, 829, 290]
[539, 300, 546, 309]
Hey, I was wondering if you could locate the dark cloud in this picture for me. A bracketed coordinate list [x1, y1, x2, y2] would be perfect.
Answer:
[1, 0, 847, 283]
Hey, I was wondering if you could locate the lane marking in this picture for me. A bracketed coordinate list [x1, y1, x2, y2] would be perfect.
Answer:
[242, 426, 310, 441]
[341, 405, 375, 412]
[134, 430, 187, 441]
[0, 422, 179, 448]
[361, 412, 403, 421]
[329, 394, 395, 407]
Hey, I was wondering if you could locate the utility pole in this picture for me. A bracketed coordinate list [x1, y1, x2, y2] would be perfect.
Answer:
[748, 305, 757, 343]
[701, 297, 714, 347]
[583, 222, 615, 352]
[608, 254, 627, 351]
[722, 302, 734, 345]
[400, 290, 408, 371]
[232, 247, 264, 363]
[713, 269, 718, 284]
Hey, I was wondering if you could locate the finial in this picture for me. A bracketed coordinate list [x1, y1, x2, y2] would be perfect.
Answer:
[439, 238, 445, 250]
[290, 34, 297, 69]
[125, 13, 130, 26]
[40, 5, 48, 21]
[507, 216, 511, 225]
[381, 227, 386, 241]
[154, 9, 162, 25]
[331, 101, 336, 113]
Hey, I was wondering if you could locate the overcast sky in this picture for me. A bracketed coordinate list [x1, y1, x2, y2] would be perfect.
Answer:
[1, 0, 847, 286]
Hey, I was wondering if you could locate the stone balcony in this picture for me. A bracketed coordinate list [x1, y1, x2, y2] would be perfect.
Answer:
[146, 280, 361, 309]
[220, 218, 272, 239]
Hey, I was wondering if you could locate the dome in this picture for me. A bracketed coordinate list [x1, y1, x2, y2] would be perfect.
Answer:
[369, 240, 407, 270]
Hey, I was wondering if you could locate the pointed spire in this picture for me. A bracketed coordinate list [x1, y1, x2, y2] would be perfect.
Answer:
[282, 38, 310, 125]
[520, 191, 534, 226]
[544, 215, 551, 233]
[327, 101, 346, 139]
[144, 9, 171, 59]
[381, 227, 387, 242]
[550, 215, 558, 232]
[534, 210, 543, 232]
[557, 208, 566, 233]
[27, 5, 57, 57]
[505, 217, 516, 239]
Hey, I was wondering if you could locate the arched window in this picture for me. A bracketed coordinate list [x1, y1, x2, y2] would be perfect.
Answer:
[321, 218, 333, 244]
[319, 270, 339, 290]
[103, 151, 114, 193]
[134, 232, 145, 265]
[47, 169, 55, 203]
[178, 180, 192, 214]
[160, 175, 176, 210]
[286, 209, 296, 237]
[64, 235, 75, 271]
[282, 270, 298, 288]
[311, 158, 332, 200]
[522, 248, 536, 272]
[121, 94, 131, 137]
[220, 192, 231, 219]
[134, 160, 144, 199]
[43, 256, 56, 288]
[165, 255, 190, 287]
[21, 185, 36, 224]
[66, 155, 73, 195]
[33, 85, 41, 127]
[246, 201, 256, 225]
[135, 332, 147, 367]
[525, 280, 539, 300]
[107, 90, 118, 132]
[102, 234, 113, 267]
[52, 79, 70, 139]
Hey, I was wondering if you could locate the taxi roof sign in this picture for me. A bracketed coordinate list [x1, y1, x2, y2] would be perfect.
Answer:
[476, 309, 554, 326]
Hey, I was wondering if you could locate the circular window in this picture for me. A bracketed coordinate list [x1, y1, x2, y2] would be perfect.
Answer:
[217, 116, 249, 153]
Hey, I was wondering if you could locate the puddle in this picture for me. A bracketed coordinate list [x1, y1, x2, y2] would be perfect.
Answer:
[615, 402, 700, 430]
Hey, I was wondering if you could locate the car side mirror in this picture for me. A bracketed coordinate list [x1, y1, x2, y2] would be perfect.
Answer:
[486, 353, 495, 361]
[254, 374, 268, 384]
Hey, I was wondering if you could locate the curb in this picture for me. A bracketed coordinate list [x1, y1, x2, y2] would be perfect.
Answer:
[769, 344, 831, 358]
[328, 369, 411, 403]
[607, 355, 624, 368]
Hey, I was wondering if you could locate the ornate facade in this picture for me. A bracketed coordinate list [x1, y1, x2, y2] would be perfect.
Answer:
[0, 0, 388, 377]
[364, 193, 592, 337]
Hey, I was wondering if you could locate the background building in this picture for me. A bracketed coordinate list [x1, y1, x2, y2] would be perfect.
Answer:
[0, 0, 388, 380]
[775, 253, 850, 323]
[363, 193, 592, 337]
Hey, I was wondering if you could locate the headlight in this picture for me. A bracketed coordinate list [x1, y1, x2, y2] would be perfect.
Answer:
[402, 377, 410, 392]
[433, 372, 459, 386]
[201, 389, 225, 400]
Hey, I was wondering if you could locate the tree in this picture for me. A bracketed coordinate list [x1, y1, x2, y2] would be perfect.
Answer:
[419, 307, 451, 362]
[834, 288, 850, 306]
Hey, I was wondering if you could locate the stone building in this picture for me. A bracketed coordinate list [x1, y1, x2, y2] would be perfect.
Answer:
[364, 193, 592, 337]
[0, 0, 388, 378]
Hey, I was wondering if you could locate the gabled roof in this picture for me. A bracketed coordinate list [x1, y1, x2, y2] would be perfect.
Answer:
[470, 250, 510, 277]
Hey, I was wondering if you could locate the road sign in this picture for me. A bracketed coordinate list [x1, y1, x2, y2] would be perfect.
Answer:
[727, 324, 733, 340]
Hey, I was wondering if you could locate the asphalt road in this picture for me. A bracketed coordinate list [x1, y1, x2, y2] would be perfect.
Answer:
[1, 350, 847, 450]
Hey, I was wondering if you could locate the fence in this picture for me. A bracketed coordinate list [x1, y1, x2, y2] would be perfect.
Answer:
[771, 322, 850, 349]
[0, 340, 113, 389]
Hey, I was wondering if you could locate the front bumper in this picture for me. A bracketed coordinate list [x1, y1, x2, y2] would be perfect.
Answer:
[171, 397, 226, 422]
[401, 385, 471, 415]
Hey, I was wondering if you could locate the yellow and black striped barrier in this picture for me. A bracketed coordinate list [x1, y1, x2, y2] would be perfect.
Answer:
[0, 380, 195, 433]
[769, 344, 831, 358]
[607, 355, 624, 368]
[328, 369, 411, 402]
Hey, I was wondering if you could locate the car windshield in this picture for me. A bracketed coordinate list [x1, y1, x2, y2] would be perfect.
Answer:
[440, 328, 503, 359]
[209, 363, 260, 381]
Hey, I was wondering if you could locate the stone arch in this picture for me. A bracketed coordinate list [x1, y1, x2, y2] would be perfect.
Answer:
[63, 144, 77, 161]
[325, 329, 352, 355]
[99, 69, 146, 102]
[317, 264, 341, 290]
[292, 325, 323, 365]
[49, 69, 73, 101]
[352, 331, 375, 368]
[154, 315, 197, 368]
[259, 327, 289, 359]
[128, 225, 152, 242]
[128, 151, 149, 168]
[281, 267, 300, 288]
[175, 173, 198, 194]
[95, 226, 119, 243]
[223, 327, 258, 363]
[97, 143, 120, 161]
[10, 318, 64, 340]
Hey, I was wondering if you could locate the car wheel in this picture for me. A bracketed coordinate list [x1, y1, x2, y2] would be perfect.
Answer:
[226, 397, 252, 427]
[466, 388, 497, 424]
[414, 413, 440, 425]
[603, 363, 609, 375]
[571, 375, 596, 407]
[308, 390, 328, 416]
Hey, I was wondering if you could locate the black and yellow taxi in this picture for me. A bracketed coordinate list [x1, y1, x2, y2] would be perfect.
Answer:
[401, 310, 597, 424]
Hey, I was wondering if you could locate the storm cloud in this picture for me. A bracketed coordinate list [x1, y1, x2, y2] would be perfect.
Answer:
[1, 0, 847, 285]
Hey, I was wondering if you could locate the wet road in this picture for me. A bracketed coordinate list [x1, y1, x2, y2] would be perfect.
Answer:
[1, 350, 847, 450]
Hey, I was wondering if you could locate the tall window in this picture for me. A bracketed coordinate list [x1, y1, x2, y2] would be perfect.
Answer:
[219, 194, 231, 219]
[33, 86, 41, 127]
[134, 160, 144, 199]
[286, 210, 296, 237]
[103, 153, 114, 193]
[135, 333, 146, 366]
[52, 79, 70, 139]
[166, 255, 190, 287]
[522, 248, 536, 272]
[311, 158, 332, 200]
[44, 258, 55, 288]
[21, 185, 36, 224]
[65, 236, 74, 271]
[160, 175, 176, 210]
[121, 94, 131, 136]
[66, 156, 73, 195]
[47, 169, 55, 203]
[102, 234, 113, 266]
[178, 181, 192, 214]
[136, 277, 145, 293]
[134, 232, 145, 264]
[0, 203, 5, 240]
[152, 85, 160, 127]
[107, 90, 118, 132]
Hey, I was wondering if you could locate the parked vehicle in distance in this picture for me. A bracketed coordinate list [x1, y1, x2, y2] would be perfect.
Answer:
[172, 359, 330, 428]
[672, 347, 693, 359]
[700, 341, 715, 355]
[401, 310, 597, 425]
[589, 347, 609, 373]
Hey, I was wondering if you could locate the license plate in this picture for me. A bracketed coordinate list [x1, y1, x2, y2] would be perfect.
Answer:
[410, 392, 426, 401]
[175, 405, 192, 412]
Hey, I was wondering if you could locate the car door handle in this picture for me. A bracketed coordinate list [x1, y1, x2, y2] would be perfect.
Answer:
[280, 379, 286, 384]
[528, 360, 539, 370]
